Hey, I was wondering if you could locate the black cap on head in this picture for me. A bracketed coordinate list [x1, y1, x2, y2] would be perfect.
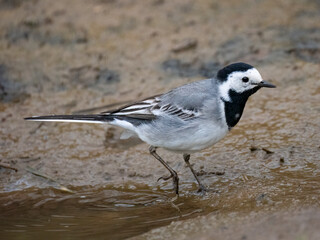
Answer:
[217, 62, 254, 82]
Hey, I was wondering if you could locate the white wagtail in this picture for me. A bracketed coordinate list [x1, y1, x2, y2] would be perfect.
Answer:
[25, 62, 276, 195]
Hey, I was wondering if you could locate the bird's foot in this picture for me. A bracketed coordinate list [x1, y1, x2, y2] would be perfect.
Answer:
[157, 174, 173, 182]
[157, 172, 179, 196]
[197, 184, 208, 193]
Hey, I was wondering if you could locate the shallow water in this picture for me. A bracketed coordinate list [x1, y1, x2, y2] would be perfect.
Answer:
[0, 187, 213, 240]
[1, 158, 319, 240]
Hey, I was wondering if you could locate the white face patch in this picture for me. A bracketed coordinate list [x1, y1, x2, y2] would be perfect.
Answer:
[219, 68, 263, 101]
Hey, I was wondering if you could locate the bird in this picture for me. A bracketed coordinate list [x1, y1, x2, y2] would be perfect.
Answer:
[25, 62, 276, 196]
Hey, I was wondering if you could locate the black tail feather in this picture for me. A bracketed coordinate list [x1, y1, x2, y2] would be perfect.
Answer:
[24, 114, 153, 126]
[24, 114, 112, 122]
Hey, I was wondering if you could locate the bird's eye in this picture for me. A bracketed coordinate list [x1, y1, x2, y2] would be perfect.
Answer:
[242, 77, 249, 83]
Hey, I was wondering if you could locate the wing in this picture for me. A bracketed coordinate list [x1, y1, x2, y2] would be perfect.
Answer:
[102, 79, 216, 121]
[102, 95, 199, 121]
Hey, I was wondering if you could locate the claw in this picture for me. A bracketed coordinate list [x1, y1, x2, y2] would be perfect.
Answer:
[197, 184, 208, 193]
[157, 174, 173, 182]
[157, 172, 179, 196]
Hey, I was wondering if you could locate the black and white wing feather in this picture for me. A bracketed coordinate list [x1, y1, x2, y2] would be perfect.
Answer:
[103, 95, 201, 122]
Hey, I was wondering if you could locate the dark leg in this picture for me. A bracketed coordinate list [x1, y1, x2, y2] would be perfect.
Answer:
[149, 146, 179, 195]
[183, 154, 207, 192]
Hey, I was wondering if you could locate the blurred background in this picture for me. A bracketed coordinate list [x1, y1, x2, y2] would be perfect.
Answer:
[0, 0, 319, 239]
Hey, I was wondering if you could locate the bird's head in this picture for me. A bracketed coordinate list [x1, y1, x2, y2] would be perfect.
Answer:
[217, 62, 276, 101]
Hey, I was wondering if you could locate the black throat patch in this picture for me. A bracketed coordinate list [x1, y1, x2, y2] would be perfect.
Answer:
[222, 87, 260, 129]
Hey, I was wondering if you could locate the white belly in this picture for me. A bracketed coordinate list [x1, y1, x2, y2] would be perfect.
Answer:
[136, 120, 229, 153]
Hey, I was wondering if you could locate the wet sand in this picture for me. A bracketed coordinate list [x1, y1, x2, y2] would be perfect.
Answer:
[0, 0, 319, 239]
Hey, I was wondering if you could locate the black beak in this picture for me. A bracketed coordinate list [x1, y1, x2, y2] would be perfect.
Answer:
[252, 80, 276, 88]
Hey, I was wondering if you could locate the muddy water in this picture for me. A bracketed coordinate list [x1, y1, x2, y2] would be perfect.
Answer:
[1, 187, 211, 240]
[1, 161, 319, 240]
[1, 0, 320, 239]
[1, 158, 319, 240]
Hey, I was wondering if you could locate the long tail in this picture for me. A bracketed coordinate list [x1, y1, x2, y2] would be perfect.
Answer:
[24, 114, 113, 124]
[24, 114, 151, 129]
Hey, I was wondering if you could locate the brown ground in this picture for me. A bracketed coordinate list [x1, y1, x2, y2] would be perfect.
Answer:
[0, 0, 320, 239]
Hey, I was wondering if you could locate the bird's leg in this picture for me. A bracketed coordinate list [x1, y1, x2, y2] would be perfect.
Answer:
[183, 154, 207, 193]
[149, 146, 179, 196]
